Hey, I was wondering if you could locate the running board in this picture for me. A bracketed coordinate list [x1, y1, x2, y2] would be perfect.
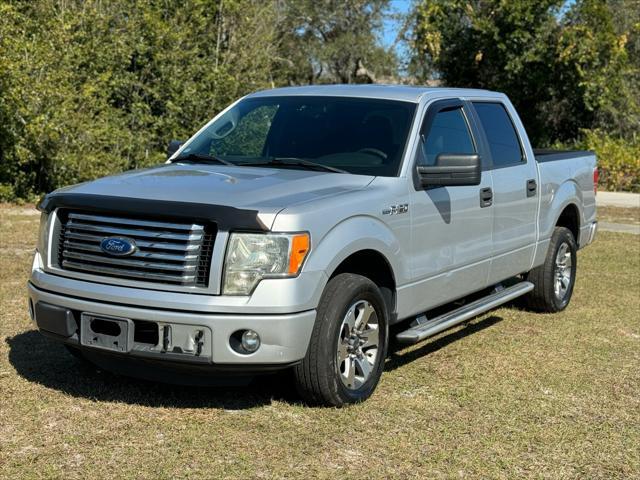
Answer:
[396, 282, 534, 344]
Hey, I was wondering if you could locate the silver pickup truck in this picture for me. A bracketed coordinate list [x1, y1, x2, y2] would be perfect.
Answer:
[28, 85, 597, 406]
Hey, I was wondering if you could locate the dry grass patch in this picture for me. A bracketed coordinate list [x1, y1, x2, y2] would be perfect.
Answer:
[1, 203, 638, 479]
[597, 206, 640, 225]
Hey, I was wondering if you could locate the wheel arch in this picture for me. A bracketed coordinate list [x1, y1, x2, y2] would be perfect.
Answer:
[303, 215, 404, 323]
[556, 203, 580, 241]
[540, 179, 584, 242]
[330, 249, 397, 322]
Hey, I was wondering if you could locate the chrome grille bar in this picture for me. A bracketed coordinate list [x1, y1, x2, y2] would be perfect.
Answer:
[56, 210, 215, 287]
[63, 241, 199, 262]
[63, 250, 198, 272]
[63, 231, 202, 252]
[67, 213, 204, 231]
[61, 261, 198, 283]
[66, 220, 203, 241]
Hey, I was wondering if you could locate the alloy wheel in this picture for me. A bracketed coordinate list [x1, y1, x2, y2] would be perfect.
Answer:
[336, 300, 380, 390]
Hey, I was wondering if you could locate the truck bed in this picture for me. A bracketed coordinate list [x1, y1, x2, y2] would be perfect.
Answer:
[533, 149, 595, 162]
[534, 148, 597, 249]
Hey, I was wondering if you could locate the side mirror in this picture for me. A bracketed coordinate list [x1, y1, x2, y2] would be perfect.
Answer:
[167, 140, 184, 159]
[417, 153, 481, 187]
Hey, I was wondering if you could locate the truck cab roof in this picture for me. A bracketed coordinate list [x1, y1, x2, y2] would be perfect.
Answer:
[247, 84, 504, 103]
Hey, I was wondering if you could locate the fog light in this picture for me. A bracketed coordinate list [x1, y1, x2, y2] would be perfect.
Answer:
[241, 330, 260, 353]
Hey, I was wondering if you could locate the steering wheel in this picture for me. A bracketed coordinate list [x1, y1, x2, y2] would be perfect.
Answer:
[357, 148, 388, 160]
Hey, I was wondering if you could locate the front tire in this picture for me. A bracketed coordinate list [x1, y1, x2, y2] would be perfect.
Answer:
[294, 273, 389, 407]
[524, 226, 577, 312]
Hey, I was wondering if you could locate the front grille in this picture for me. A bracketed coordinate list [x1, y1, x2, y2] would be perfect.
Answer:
[55, 211, 216, 287]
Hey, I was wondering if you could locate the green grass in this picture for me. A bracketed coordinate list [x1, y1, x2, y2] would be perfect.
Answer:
[1, 204, 638, 479]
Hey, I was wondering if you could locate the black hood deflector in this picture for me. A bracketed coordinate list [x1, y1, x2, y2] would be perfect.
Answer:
[38, 193, 268, 231]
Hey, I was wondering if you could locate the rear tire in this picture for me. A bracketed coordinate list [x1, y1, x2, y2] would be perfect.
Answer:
[524, 226, 577, 312]
[294, 273, 389, 407]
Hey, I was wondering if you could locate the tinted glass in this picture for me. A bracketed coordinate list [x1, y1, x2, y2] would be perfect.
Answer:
[473, 102, 523, 167]
[418, 107, 475, 166]
[212, 105, 278, 157]
[181, 96, 416, 176]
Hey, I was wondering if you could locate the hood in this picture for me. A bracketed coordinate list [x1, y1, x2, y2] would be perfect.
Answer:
[50, 163, 374, 227]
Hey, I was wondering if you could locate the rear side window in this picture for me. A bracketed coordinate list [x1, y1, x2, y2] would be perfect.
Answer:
[418, 107, 475, 166]
[473, 102, 523, 168]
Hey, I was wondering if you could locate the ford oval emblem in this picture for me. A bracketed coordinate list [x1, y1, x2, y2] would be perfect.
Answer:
[100, 237, 137, 256]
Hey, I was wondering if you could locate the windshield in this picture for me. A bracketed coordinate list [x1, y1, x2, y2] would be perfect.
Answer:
[177, 96, 417, 176]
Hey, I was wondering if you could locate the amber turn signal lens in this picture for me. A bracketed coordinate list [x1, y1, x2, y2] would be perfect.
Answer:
[288, 233, 310, 274]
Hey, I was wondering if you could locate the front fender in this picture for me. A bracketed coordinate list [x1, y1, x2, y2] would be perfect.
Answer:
[304, 214, 406, 286]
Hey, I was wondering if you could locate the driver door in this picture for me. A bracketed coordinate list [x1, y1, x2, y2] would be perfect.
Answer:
[407, 99, 494, 314]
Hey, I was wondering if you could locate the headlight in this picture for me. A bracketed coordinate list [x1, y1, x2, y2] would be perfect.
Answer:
[36, 212, 50, 259]
[222, 232, 310, 295]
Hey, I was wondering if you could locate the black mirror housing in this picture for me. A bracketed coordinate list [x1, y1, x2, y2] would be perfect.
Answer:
[417, 153, 481, 187]
[167, 140, 184, 159]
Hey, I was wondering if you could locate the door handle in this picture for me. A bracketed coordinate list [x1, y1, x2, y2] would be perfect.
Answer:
[480, 187, 493, 208]
[526, 179, 537, 197]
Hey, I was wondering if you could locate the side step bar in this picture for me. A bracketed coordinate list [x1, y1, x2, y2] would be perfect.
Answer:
[396, 281, 534, 344]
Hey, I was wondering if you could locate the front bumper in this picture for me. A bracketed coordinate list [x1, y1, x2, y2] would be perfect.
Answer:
[27, 281, 316, 368]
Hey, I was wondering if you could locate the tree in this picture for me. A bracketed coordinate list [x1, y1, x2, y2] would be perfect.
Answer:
[552, 0, 638, 140]
[407, 0, 565, 144]
[0, 0, 278, 200]
[272, 0, 397, 85]
[407, 0, 639, 145]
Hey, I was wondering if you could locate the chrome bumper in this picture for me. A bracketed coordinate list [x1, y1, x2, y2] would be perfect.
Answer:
[580, 220, 598, 248]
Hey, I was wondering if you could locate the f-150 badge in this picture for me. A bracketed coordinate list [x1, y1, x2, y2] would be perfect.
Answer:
[382, 204, 408, 215]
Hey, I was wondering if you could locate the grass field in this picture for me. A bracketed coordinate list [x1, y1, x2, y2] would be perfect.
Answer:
[1, 204, 638, 479]
[598, 206, 640, 225]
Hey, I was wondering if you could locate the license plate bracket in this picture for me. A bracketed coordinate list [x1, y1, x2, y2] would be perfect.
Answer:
[80, 313, 134, 353]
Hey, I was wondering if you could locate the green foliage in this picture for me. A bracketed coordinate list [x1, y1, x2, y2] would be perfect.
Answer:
[0, 0, 277, 201]
[408, 0, 640, 150]
[409, 0, 564, 143]
[553, 0, 639, 141]
[561, 130, 640, 193]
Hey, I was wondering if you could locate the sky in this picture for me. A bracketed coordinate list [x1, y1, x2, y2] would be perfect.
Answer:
[381, 0, 412, 49]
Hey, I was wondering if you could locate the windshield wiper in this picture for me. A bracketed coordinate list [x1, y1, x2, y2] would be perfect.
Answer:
[239, 157, 347, 174]
[173, 152, 235, 167]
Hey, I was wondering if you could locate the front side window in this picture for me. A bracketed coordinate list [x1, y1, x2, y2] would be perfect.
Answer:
[417, 107, 475, 166]
[472, 102, 524, 168]
[179, 96, 417, 176]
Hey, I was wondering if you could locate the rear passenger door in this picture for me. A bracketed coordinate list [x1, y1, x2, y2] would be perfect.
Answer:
[470, 101, 539, 284]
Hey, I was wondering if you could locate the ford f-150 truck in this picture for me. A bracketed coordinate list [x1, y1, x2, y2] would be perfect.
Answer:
[28, 85, 598, 406]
